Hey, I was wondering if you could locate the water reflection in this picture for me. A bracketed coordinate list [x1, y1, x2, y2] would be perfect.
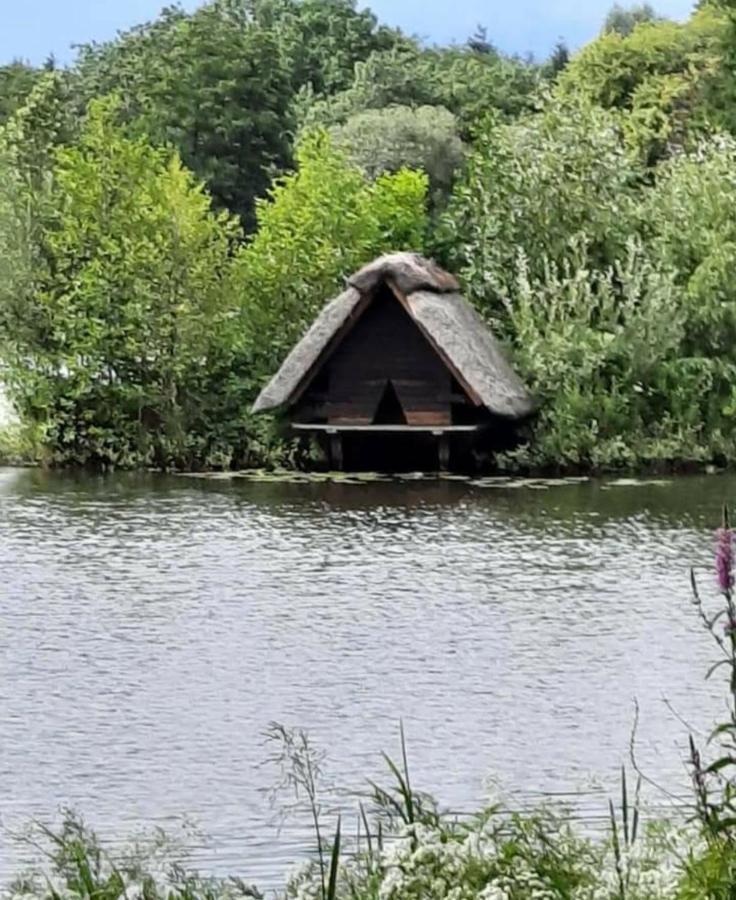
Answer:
[0, 467, 731, 888]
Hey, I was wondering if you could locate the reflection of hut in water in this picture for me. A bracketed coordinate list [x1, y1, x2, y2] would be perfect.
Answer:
[252, 253, 535, 472]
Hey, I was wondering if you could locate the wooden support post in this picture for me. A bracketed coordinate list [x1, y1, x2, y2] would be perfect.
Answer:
[330, 433, 344, 471]
[438, 433, 450, 472]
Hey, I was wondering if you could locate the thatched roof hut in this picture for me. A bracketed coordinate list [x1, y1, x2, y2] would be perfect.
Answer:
[252, 252, 534, 470]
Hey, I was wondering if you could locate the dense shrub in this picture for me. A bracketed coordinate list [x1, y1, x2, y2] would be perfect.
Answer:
[0, 98, 240, 470]
[329, 106, 464, 201]
[232, 131, 428, 380]
[5, 1, 736, 472]
[0, 98, 428, 470]
[439, 94, 736, 471]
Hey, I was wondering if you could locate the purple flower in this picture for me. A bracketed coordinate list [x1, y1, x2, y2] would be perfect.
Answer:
[716, 527, 734, 593]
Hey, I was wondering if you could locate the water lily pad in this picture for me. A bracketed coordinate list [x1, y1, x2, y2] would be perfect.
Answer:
[606, 478, 672, 487]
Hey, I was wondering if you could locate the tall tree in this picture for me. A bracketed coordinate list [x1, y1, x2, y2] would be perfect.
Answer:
[558, 7, 725, 162]
[602, 2, 661, 36]
[74, 1, 294, 227]
[0, 61, 40, 125]
[329, 105, 464, 202]
[253, 0, 409, 95]
[298, 44, 540, 136]
[72, 0, 410, 226]
[467, 24, 495, 55]
[233, 132, 428, 371]
[1, 98, 240, 469]
[546, 39, 571, 78]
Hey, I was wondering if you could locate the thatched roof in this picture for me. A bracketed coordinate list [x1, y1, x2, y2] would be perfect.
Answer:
[252, 252, 535, 419]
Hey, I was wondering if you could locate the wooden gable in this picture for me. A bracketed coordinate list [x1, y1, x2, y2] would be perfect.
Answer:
[294, 282, 467, 427]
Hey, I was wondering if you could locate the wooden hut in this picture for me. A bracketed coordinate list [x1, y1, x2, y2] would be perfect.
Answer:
[252, 253, 535, 471]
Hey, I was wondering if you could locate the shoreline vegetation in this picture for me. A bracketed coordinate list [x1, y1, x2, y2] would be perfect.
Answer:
[3, 2, 736, 474]
[5, 511, 736, 899]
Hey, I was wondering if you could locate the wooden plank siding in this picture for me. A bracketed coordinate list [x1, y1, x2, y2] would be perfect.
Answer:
[290, 285, 454, 426]
[325, 286, 452, 426]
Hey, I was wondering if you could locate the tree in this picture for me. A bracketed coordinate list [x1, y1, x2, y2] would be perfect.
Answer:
[0, 137, 32, 346]
[560, 8, 723, 110]
[231, 132, 428, 379]
[558, 7, 725, 162]
[298, 44, 540, 137]
[252, 0, 410, 95]
[0, 73, 77, 352]
[545, 39, 571, 78]
[1, 98, 240, 469]
[0, 61, 40, 125]
[643, 135, 736, 358]
[74, 1, 294, 227]
[72, 0, 411, 226]
[438, 91, 736, 469]
[438, 98, 642, 315]
[602, 2, 661, 36]
[467, 24, 495, 55]
[329, 105, 464, 200]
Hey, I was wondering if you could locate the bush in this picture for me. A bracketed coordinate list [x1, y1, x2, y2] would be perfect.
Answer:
[438, 98, 642, 315]
[329, 105, 464, 201]
[441, 95, 736, 472]
[0, 97, 240, 471]
[557, 8, 725, 163]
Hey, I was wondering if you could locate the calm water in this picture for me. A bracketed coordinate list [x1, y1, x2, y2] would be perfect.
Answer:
[0, 468, 732, 888]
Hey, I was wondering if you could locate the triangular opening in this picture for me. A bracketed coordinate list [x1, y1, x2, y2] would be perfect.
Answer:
[373, 379, 407, 425]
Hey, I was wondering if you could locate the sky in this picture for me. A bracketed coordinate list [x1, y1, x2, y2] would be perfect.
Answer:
[1, 0, 697, 67]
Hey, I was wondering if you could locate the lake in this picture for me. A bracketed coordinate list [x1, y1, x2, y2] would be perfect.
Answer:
[0, 467, 730, 889]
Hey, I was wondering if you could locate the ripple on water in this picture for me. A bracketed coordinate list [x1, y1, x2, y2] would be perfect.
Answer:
[0, 468, 730, 887]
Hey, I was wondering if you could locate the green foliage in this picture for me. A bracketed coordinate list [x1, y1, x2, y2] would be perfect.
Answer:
[8, 812, 263, 900]
[602, 2, 662, 37]
[562, 10, 722, 111]
[0, 133, 31, 332]
[0, 61, 41, 125]
[329, 105, 464, 199]
[0, 422, 42, 466]
[253, 0, 409, 96]
[0, 73, 76, 356]
[643, 135, 736, 357]
[0, 98, 239, 470]
[677, 838, 736, 899]
[441, 96, 736, 471]
[72, 0, 409, 226]
[6, 0, 736, 474]
[74, 2, 294, 226]
[208, 132, 428, 469]
[232, 131, 428, 376]
[499, 241, 695, 470]
[439, 98, 641, 312]
[559, 9, 724, 162]
[545, 40, 572, 79]
[298, 44, 540, 137]
[0, 92, 428, 472]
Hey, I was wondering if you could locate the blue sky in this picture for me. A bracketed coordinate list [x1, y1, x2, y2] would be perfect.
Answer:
[3, 0, 697, 66]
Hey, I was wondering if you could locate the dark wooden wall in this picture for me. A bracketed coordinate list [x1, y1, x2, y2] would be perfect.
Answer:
[319, 286, 453, 426]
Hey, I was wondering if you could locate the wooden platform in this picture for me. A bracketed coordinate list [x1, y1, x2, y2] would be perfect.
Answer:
[291, 422, 480, 471]
[291, 423, 480, 435]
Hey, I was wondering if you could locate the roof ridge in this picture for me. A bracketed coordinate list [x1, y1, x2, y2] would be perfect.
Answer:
[347, 252, 460, 296]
